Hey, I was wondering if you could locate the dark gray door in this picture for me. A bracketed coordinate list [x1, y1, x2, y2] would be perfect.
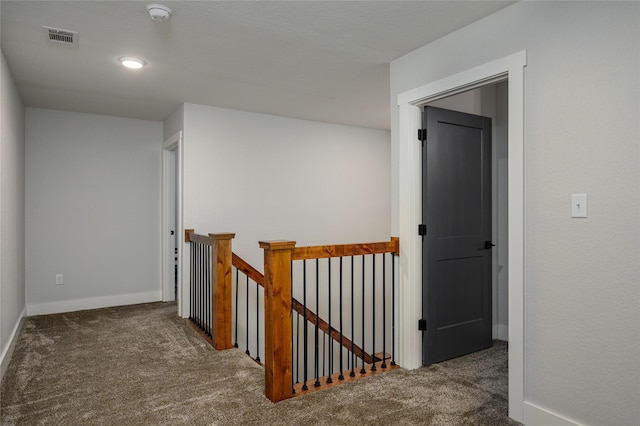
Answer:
[422, 106, 492, 365]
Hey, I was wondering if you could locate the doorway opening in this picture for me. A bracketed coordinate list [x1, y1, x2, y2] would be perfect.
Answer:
[396, 51, 526, 422]
[424, 82, 509, 365]
[162, 131, 184, 315]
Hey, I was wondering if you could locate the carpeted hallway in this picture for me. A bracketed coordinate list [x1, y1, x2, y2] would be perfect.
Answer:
[1, 302, 521, 425]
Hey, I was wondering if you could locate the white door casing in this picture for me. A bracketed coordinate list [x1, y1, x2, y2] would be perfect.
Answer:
[396, 50, 526, 422]
[162, 131, 185, 315]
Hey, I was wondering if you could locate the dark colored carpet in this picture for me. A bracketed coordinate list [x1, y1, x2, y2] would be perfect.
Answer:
[1, 302, 521, 425]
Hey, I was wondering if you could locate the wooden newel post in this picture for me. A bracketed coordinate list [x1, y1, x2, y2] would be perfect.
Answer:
[260, 240, 296, 403]
[210, 233, 236, 350]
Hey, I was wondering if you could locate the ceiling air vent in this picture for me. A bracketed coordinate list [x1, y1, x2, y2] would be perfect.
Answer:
[43, 27, 79, 48]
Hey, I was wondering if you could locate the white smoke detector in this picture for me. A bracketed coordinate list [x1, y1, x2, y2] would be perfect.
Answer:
[146, 4, 172, 21]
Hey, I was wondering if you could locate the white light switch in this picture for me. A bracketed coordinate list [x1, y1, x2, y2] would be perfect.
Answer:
[571, 194, 587, 218]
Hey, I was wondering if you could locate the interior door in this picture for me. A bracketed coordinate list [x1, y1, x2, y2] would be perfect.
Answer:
[422, 106, 492, 365]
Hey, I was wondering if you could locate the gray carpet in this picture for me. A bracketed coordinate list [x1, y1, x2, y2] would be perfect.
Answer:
[1, 302, 521, 425]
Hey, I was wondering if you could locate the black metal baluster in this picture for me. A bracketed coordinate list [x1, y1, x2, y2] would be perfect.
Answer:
[322, 332, 326, 377]
[371, 254, 377, 371]
[202, 244, 205, 330]
[197, 243, 200, 324]
[196, 243, 202, 327]
[255, 280, 261, 363]
[234, 267, 239, 348]
[204, 244, 207, 332]
[192, 242, 197, 324]
[206, 245, 210, 335]
[190, 242, 194, 321]
[200, 243, 204, 331]
[392, 254, 396, 366]
[189, 242, 194, 322]
[350, 256, 355, 378]
[203, 244, 206, 331]
[361, 255, 366, 374]
[207, 245, 211, 334]
[197, 243, 201, 330]
[382, 253, 387, 369]
[205, 245, 208, 333]
[338, 257, 344, 380]
[245, 275, 250, 356]
[314, 259, 320, 387]
[296, 310, 301, 382]
[198, 244, 202, 328]
[209, 246, 213, 337]
[204, 245, 208, 333]
[202, 244, 205, 331]
[302, 260, 308, 391]
[209, 245, 212, 336]
[292, 263, 296, 394]
[327, 258, 333, 383]
[211, 246, 213, 336]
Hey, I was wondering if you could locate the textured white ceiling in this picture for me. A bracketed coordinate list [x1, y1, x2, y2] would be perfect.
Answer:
[1, 1, 513, 129]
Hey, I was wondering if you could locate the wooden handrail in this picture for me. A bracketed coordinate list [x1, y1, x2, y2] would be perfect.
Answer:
[292, 238, 399, 260]
[232, 253, 265, 285]
[185, 229, 213, 245]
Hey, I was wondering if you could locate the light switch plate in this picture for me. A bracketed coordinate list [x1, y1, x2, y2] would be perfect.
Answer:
[571, 193, 587, 218]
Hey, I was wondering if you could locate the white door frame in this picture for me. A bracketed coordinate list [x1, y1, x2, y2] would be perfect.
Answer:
[396, 50, 526, 422]
[162, 131, 184, 315]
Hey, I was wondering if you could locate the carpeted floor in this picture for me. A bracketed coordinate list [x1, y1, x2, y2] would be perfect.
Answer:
[1, 302, 521, 425]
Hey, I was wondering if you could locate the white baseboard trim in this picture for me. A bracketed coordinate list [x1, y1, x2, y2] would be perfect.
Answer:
[27, 291, 162, 316]
[1, 306, 27, 379]
[524, 401, 583, 426]
[498, 324, 509, 341]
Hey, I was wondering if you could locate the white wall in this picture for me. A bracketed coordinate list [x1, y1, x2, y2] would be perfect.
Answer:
[391, 2, 639, 426]
[0, 50, 25, 377]
[25, 108, 163, 315]
[182, 103, 391, 270]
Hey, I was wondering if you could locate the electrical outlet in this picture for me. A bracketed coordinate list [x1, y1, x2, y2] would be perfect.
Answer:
[56, 274, 64, 285]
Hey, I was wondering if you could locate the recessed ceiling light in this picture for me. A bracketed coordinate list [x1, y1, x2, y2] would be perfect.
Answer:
[118, 57, 146, 69]
[146, 4, 172, 21]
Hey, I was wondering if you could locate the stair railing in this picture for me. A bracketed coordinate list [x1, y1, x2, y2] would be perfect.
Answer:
[260, 238, 400, 402]
[185, 229, 399, 403]
[184, 230, 235, 350]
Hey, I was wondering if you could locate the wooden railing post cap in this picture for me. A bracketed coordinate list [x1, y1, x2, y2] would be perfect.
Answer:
[208, 233, 236, 240]
[259, 240, 296, 250]
[391, 236, 400, 255]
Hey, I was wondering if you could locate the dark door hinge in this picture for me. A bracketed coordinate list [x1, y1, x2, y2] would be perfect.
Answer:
[418, 128, 427, 141]
[418, 224, 427, 236]
[418, 319, 427, 331]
